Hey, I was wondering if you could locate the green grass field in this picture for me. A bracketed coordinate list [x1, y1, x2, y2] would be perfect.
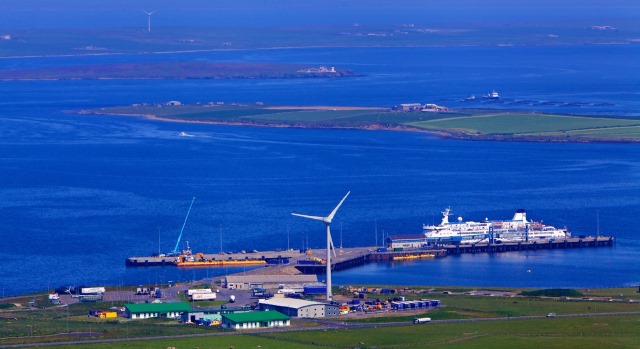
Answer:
[16, 315, 639, 349]
[407, 113, 640, 140]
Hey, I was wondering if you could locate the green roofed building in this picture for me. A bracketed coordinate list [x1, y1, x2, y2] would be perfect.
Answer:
[125, 302, 192, 320]
[221, 311, 290, 330]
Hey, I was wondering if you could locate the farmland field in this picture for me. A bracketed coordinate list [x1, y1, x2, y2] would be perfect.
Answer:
[407, 113, 640, 139]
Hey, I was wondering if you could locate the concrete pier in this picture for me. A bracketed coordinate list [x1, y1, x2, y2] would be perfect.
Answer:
[125, 250, 302, 267]
[441, 236, 614, 255]
[126, 236, 614, 275]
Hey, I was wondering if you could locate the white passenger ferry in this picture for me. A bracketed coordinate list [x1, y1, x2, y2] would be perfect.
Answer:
[422, 208, 569, 244]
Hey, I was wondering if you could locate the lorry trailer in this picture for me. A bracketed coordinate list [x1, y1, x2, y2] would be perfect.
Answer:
[413, 317, 431, 324]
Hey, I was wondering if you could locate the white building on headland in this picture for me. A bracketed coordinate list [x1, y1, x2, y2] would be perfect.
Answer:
[297, 66, 337, 73]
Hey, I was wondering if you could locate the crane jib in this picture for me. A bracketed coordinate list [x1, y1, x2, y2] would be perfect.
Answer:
[173, 197, 196, 254]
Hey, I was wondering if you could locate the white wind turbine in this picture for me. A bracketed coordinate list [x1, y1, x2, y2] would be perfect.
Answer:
[143, 10, 156, 33]
[292, 191, 350, 301]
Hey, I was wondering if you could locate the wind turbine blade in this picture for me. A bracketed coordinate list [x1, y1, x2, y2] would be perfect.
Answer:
[291, 213, 325, 221]
[327, 191, 350, 222]
[328, 231, 337, 257]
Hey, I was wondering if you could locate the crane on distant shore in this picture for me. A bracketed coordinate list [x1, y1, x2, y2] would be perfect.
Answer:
[168, 197, 196, 256]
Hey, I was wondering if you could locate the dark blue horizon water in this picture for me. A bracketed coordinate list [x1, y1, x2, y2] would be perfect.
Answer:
[0, 45, 639, 296]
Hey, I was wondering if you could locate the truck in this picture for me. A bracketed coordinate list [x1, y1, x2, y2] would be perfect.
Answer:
[277, 288, 302, 295]
[153, 289, 163, 298]
[81, 287, 106, 294]
[135, 287, 151, 295]
[191, 292, 217, 301]
[413, 317, 431, 324]
[255, 292, 273, 299]
[252, 288, 267, 297]
[48, 293, 61, 304]
[79, 294, 103, 302]
[186, 288, 213, 296]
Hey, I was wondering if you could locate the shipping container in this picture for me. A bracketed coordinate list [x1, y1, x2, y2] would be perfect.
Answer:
[303, 285, 327, 295]
[191, 293, 217, 301]
[186, 288, 213, 296]
[79, 294, 103, 302]
[376, 247, 388, 252]
[81, 287, 106, 294]
[413, 317, 431, 324]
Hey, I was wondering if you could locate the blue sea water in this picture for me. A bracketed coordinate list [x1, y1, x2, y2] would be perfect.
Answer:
[0, 45, 639, 296]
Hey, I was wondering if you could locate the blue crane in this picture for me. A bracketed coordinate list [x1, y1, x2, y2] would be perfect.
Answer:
[170, 197, 196, 256]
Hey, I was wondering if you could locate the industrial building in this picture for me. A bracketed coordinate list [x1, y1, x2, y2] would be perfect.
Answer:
[386, 234, 428, 249]
[221, 311, 290, 330]
[258, 298, 339, 318]
[124, 302, 192, 320]
[225, 274, 318, 290]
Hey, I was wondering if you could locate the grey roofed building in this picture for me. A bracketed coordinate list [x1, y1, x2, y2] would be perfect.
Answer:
[386, 234, 428, 249]
[225, 274, 318, 290]
[258, 298, 339, 318]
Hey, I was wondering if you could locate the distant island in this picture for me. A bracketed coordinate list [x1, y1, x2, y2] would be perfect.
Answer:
[76, 103, 640, 143]
[1, 21, 638, 58]
[0, 62, 358, 80]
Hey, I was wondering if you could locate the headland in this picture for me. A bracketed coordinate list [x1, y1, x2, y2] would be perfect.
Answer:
[76, 102, 640, 143]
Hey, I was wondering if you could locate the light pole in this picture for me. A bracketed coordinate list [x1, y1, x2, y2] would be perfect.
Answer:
[375, 219, 378, 247]
[66, 304, 70, 333]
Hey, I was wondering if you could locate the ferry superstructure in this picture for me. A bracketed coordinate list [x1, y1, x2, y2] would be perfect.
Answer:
[422, 208, 569, 244]
[482, 90, 500, 100]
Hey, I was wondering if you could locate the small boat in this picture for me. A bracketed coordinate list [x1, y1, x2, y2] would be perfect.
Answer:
[465, 95, 476, 101]
[483, 90, 500, 100]
[179, 132, 194, 137]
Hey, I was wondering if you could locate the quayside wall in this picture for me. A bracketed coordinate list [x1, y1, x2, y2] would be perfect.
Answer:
[126, 236, 614, 275]
[442, 236, 615, 255]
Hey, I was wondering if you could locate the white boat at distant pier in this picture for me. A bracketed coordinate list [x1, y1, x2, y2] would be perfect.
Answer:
[482, 90, 500, 100]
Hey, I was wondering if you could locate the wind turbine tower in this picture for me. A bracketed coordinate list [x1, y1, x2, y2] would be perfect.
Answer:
[292, 191, 350, 301]
[143, 10, 156, 33]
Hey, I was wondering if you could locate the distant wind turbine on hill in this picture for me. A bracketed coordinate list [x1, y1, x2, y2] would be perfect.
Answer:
[143, 10, 156, 33]
[292, 191, 350, 301]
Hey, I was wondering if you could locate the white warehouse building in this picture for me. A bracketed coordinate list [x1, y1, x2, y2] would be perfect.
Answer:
[258, 298, 339, 318]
